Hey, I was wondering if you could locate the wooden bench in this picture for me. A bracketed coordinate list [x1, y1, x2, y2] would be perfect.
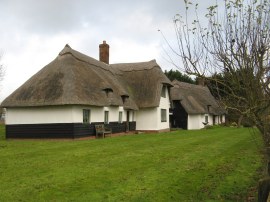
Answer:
[95, 124, 112, 138]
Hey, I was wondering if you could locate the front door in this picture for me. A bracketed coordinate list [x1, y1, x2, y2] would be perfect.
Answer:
[126, 111, 130, 132]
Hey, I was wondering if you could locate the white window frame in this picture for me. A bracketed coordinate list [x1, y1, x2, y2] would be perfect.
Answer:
[161, 109, 167, 122]
[118, 111, 123, 123]
[104, 111, 109, 124]
[161, 86, 166, 98]
[205, 115, 209, 123]
[83, 109, 90, 123]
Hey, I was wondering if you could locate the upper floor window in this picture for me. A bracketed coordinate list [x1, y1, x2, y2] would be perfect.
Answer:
[161, 86, 166, 98]
[83, 109, 90, 123]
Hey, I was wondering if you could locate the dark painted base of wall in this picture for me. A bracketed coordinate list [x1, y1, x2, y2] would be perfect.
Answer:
[6, 121, 136, 139]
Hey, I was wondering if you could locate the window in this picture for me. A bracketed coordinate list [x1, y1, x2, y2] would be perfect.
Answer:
[121, 95, 129, 104]
[118, 111, 123, 123]
[161, 86, 166, 98]
[104, 111, 109, 124]
[205, 115, 209, 123]
[103, 88, 113, 97]
[161, 109, 167, 122]
[83, 109, 90, 123]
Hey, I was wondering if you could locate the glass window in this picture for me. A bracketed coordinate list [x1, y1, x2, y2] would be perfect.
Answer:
[205, 115, 209, 123]
[104, 111, 109, 124]
[161, 86, 166, 98]
[161, 109, 167, 122]
[83, 109, 90, 123]
[119, 111, 123, 123]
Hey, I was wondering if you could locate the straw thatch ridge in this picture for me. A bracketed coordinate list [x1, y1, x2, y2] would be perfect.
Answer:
[2, 45, 172, 109]
[170, 80, 226, 115]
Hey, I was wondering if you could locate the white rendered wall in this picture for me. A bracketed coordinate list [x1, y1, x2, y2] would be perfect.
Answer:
[6, 105, 130, 125]
[207, 114, 226, 125]
[187, 113, 228, 130]
[208, 114, 213, 126]
[72, 106, 104, 123]
[215, 114, 226, 124]
[6, 106, 74, 124]
[136, 86, 170, 131]
[157, 86, 170, 130]
[187, 114, 214, 130]
[136, 108, 158, 130]
[188, 114, 203, 130]
[221, 115, 226, 123]
[68, 106, 128, 123]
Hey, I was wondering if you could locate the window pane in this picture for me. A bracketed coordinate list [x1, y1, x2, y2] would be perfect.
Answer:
[161, 86, 166, 98]
[161, 109, 167, 122]
[83, 109, 90, 123]
[104, 111, 109, 124]
[119, 111, 122, 123]
[205, 115, 208, 123]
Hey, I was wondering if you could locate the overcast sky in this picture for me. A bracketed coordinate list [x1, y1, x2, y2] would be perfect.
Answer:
[0, 0, 216, 101]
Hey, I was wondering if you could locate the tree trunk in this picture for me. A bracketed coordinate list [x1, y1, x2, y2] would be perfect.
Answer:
[258, 177, 270, 202]
[237, 114, 243, 128]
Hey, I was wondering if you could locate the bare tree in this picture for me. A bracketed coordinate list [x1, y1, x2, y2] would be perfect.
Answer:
[167, 0, 270, 199]
[170, 0, 270, 146]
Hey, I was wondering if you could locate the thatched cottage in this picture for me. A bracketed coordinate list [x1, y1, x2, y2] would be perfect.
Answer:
[1, 41, 172, 138]
[170, 80, 226, 130]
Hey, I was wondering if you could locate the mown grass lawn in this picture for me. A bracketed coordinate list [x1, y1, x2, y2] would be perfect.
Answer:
[0, 125, 264, 201]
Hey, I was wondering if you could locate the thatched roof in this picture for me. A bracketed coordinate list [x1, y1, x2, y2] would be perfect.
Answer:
[2, 45, 172, 109]
[170, 80, 226, 115]
[111, 60, 172, 108]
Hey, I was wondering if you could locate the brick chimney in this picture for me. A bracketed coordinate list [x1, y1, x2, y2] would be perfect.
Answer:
[99, 40, 109, 64]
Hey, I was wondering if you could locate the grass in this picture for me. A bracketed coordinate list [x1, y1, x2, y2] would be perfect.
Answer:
[0, 125, 264, 201]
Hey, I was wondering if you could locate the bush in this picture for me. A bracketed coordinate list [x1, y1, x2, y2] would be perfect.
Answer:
[230, 122, 238, 127]
[242, 120, 253, 128]
[204, 125, 214, 129]
[204, 125, 225, 129]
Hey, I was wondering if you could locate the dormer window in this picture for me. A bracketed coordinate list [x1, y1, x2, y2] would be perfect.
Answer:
[121, 95, 129, 104]
[161, 85, 166, 98]
[103, 88, 113, 97]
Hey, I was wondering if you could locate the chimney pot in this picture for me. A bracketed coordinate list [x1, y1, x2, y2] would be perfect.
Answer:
[99, 40, 110, 64]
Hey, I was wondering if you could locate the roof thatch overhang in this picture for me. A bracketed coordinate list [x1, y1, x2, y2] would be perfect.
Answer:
[170, 80, 226, 115]
[1, 45, 138, 110]
[111, 60, 172, 108]
[2, 45, 173, 110]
